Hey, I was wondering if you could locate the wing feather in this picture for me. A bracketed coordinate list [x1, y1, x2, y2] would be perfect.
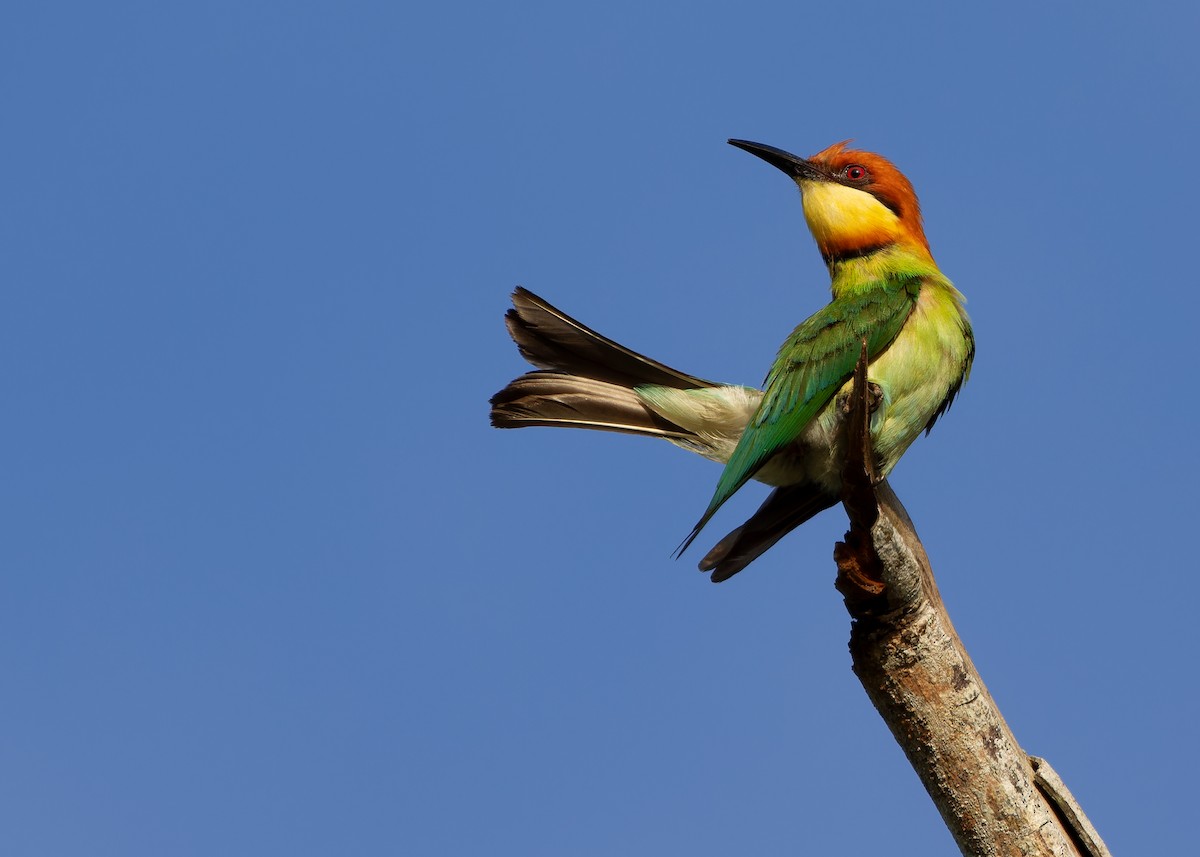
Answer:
[677, 277, 920, 554]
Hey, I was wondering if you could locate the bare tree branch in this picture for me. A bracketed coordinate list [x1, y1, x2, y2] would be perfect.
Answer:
[832, 343, 1111, 857]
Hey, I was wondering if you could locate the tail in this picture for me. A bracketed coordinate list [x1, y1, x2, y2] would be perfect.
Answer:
[491, 287, 825, 581]
[491, 373, 695, 439]
[697, 484, 837, 582]
[490, 287, 716, 438]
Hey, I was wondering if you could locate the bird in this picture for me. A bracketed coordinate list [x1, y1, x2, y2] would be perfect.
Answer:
[491, 139, 974, 582]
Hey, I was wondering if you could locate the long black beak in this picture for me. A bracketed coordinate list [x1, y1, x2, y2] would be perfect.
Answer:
[727, 139, 826, 181]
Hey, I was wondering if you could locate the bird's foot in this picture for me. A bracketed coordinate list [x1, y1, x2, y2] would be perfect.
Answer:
[839, 382, 883, 416]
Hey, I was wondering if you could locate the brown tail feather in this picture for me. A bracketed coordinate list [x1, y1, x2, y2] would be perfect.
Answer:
[699, 484, 837, 582]
[493, 287, 712, 439]
[505, 287, 716, 390]
[490, 372, 692, 438]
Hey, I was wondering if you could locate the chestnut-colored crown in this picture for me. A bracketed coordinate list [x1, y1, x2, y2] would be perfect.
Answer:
[808, 141, 930, 256]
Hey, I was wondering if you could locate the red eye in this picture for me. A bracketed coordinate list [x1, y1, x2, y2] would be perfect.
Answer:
[845, 164, 868, 181]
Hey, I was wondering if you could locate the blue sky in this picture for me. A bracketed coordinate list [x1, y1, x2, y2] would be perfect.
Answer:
[3, 1, 1196, 854]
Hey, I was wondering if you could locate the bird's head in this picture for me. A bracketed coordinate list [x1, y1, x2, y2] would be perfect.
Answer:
[729, 139, 931, 265]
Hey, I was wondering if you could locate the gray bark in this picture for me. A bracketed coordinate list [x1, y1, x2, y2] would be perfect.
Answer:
[834, 344, 1110, 857]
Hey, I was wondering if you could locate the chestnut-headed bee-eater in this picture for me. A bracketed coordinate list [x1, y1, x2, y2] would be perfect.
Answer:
[491, 139, 974, 582]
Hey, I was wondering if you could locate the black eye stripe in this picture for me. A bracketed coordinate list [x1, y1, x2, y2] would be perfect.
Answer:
[876, 196, 901, 216]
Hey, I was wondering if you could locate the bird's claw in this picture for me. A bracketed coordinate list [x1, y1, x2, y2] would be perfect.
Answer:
[839, 382, 883, 415]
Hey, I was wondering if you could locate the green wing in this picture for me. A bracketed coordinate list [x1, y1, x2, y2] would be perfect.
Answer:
[678, 277, 920, 555]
